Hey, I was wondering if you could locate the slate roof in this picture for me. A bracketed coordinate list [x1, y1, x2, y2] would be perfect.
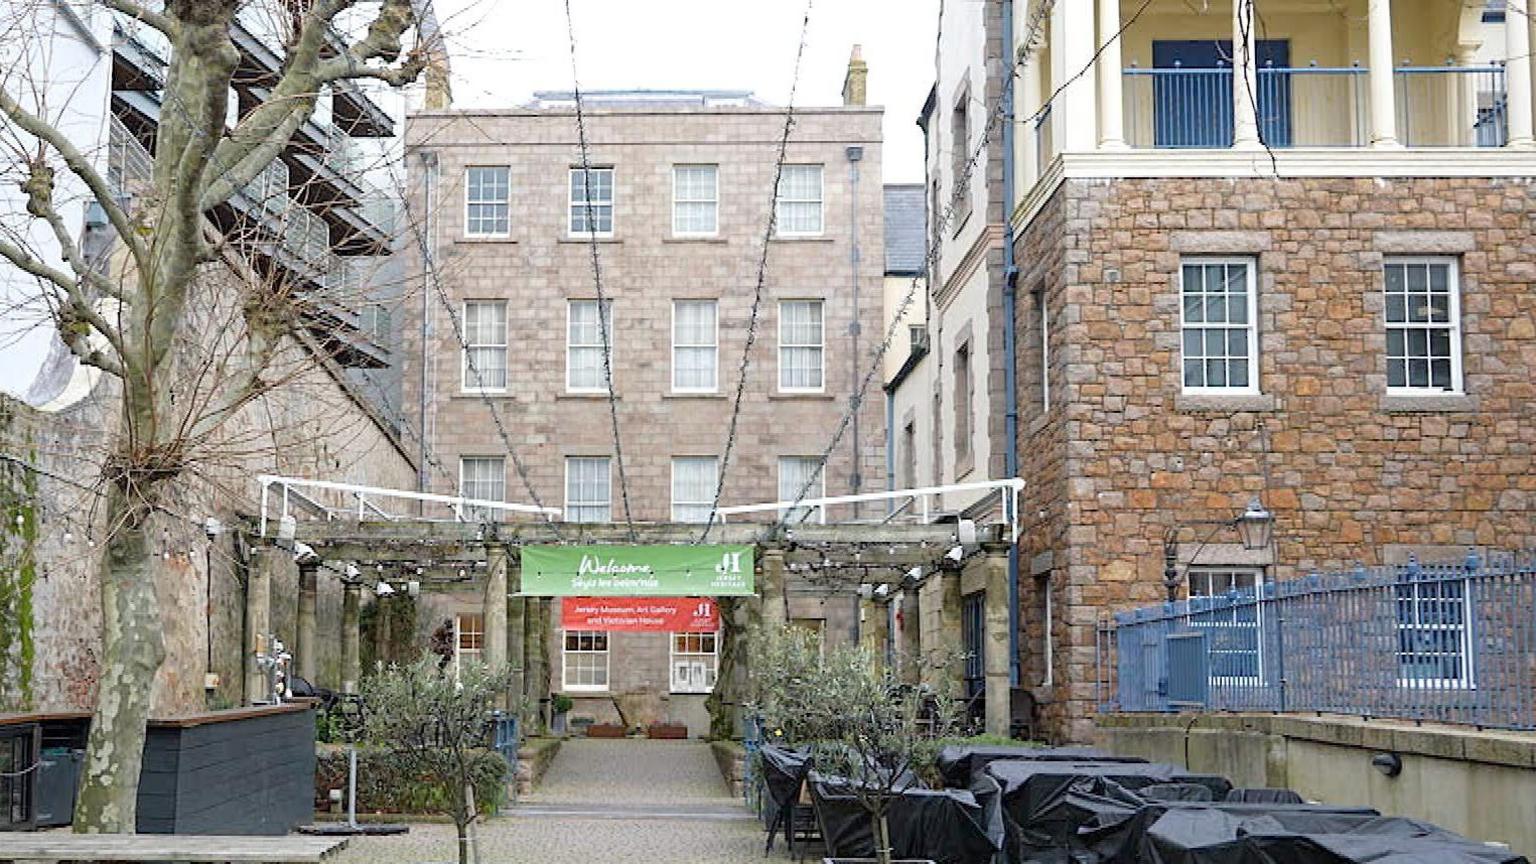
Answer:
[883, 184, 926, 275]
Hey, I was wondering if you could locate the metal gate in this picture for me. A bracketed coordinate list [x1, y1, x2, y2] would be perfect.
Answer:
[962, 592, 985, 700]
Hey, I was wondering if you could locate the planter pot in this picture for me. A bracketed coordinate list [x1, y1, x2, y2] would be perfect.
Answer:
[646, 722, 687, 740]
[586, 722, 627, 739]
[551, 712, 568, 736]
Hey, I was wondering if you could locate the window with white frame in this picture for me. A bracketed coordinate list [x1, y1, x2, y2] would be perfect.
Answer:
[569, 167, 614, 237]
[776, 165, 824, 235]
[562, 629, 609, 691]
[454, 613, 484, 679]
[1187, 568, 1265, 684]
[671, 456, 719, 523]
[670, 630, 719, 693]
[778, 456, 824, 524]
[462, 300, 507, 390]
[779, 300, 824, 391]
[673, 300, 718, 391]
[464, 166, 510, 237]
[1179, 259, 1258, 393]
[459, 456, 505, 522]
[565, 456, 612, 523]
[567, 300, 614, 392]
[1384, 258, 1461, 394]
[673, 165, 718, 235]
[1396, 570, 1472, 687]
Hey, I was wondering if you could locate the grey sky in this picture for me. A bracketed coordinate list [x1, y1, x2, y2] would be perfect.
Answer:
[433, 0, 939, 183]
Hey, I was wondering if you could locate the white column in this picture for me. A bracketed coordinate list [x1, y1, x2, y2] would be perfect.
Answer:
[1367, 0, 1400, 146]
[1021, 50, 1042, 186]
[1097, 0, 1126, 148]
[1231, 0, 1261, 149]
[1051, 0, 1098, 152]
[1507, 0, 1535, 147]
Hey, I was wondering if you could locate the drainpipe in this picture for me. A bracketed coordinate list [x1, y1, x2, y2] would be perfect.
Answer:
[417, 150, 438, 498]
[886, 391, 896, 500]
[1000, 0, 1022, 690]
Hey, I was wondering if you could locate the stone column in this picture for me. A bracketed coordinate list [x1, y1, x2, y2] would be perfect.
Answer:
[1050, 0, 1098, 152]
[1508, 0, 1535, 147]
[760, 546, 788, 631]
[1096, 0, 1126, 149]
[483, 544, 509, 674]
[245, 547, 276, 704]
[341, 580, 361, 694]
[937, 560, 964, 699]
[1366, 0, 1399, 146]
[859, 593, 889, 671]
[522, 592, 542, 731]
[296, 560, 319, 683]
[1231, 0, 1261, 149]
[898, 590, 922, 684]
[982, 543, 1012, 737]
[507, 556, 526, 714]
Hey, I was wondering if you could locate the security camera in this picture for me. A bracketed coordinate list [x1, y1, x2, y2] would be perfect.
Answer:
[202, 517, 223, 539]
[375, 581, 395, 597]
[874, 584, 890, 598]
[292, 542, 318, 564]
[946, 545, 965, 562]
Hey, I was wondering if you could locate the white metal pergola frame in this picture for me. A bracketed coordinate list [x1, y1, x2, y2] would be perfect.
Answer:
[714, 478, 1025, 542]
[256, 474, 561, 537]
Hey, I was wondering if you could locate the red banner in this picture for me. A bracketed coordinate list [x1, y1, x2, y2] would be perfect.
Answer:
[560, 597, 720, 632]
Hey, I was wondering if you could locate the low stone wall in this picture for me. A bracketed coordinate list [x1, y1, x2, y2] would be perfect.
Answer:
[515, 736, 562, 797]
[710, 740, 747, 799]
[1096, 712, 1536, 859]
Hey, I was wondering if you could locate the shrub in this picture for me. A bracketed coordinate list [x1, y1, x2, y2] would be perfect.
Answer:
[314, 746, 507, 815]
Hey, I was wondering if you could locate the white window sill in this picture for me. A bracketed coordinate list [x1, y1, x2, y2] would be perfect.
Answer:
[460, 388, 508, 397]
[771, 391, 833, 401]
[457, 235, 516, 244]
[669, 689, 715, 696]
[772, 234, 832, 242]
[666, 391, 724, 399]
[1381, 393, 1477, 413]
[560, 235, 621, 244]
[562, 686, 610, 694]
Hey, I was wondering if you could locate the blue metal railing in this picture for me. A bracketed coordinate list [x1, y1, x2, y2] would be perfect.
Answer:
[1099, 552, 1536, 730]
[1122, 63, 1506, 149]
[490, 713, 519, 798]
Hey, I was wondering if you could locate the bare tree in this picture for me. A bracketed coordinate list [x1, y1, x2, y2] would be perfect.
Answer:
[0, 0, 436, 832]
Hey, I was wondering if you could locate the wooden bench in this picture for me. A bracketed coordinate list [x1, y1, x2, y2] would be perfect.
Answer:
[0, 834, 348, 863]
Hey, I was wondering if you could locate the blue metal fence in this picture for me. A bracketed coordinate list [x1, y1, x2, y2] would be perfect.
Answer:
[1099, 552, 1536, 730]
[490, 712, 520, 798]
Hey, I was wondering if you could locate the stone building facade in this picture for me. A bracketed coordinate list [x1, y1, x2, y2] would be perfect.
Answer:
[895, 0, 1536, 741]
[399, 80, 887, 733]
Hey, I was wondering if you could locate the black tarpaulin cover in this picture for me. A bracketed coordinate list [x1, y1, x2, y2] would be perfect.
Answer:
[937, 745, 1145, 788]
[758, 744, 813, 811]
[1087, 805, 1528, 864]
[809, 771, 1003, 864]
[983, 760, 1234, 863]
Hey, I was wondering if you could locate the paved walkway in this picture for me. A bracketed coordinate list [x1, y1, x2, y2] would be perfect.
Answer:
[331, 739, 765, 863]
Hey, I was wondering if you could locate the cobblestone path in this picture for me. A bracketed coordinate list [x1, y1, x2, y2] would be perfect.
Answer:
[331, 739, 764, 863]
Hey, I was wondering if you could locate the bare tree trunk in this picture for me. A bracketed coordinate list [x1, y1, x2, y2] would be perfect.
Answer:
[874, 810, 894, 864]
[74, 484, 164, 832]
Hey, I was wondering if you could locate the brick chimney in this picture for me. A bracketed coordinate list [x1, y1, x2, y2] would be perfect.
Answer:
[842, 44, 868, 106]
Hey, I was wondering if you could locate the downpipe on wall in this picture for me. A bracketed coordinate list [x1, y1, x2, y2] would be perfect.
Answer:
[1000, 0, 1022, 690]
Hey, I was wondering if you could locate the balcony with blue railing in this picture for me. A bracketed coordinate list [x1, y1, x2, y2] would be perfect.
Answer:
[1121, 61, 1507, 149]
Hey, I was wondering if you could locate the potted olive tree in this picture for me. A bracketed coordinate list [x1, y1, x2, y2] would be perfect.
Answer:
[752, 626, 959, 864]
[363, 657, 514, 864]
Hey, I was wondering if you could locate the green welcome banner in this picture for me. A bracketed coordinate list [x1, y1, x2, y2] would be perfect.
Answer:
[520, 544, 755, 597]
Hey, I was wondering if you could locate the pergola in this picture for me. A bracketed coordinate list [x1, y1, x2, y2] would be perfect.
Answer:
[246, 518, 1017, 735]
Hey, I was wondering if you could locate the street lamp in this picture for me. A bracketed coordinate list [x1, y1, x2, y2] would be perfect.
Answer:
[1162, 497, 1276, 603]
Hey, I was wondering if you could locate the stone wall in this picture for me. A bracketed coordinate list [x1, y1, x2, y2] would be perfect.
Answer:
[1017, 176, 1536, 740]
[1097, 712, 1536, 860]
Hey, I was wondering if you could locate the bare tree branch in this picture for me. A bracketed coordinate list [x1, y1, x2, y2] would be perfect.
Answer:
[21, 160, 122, 299]
[100, 0, 178, 38]
[0, 83, 148, 270]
